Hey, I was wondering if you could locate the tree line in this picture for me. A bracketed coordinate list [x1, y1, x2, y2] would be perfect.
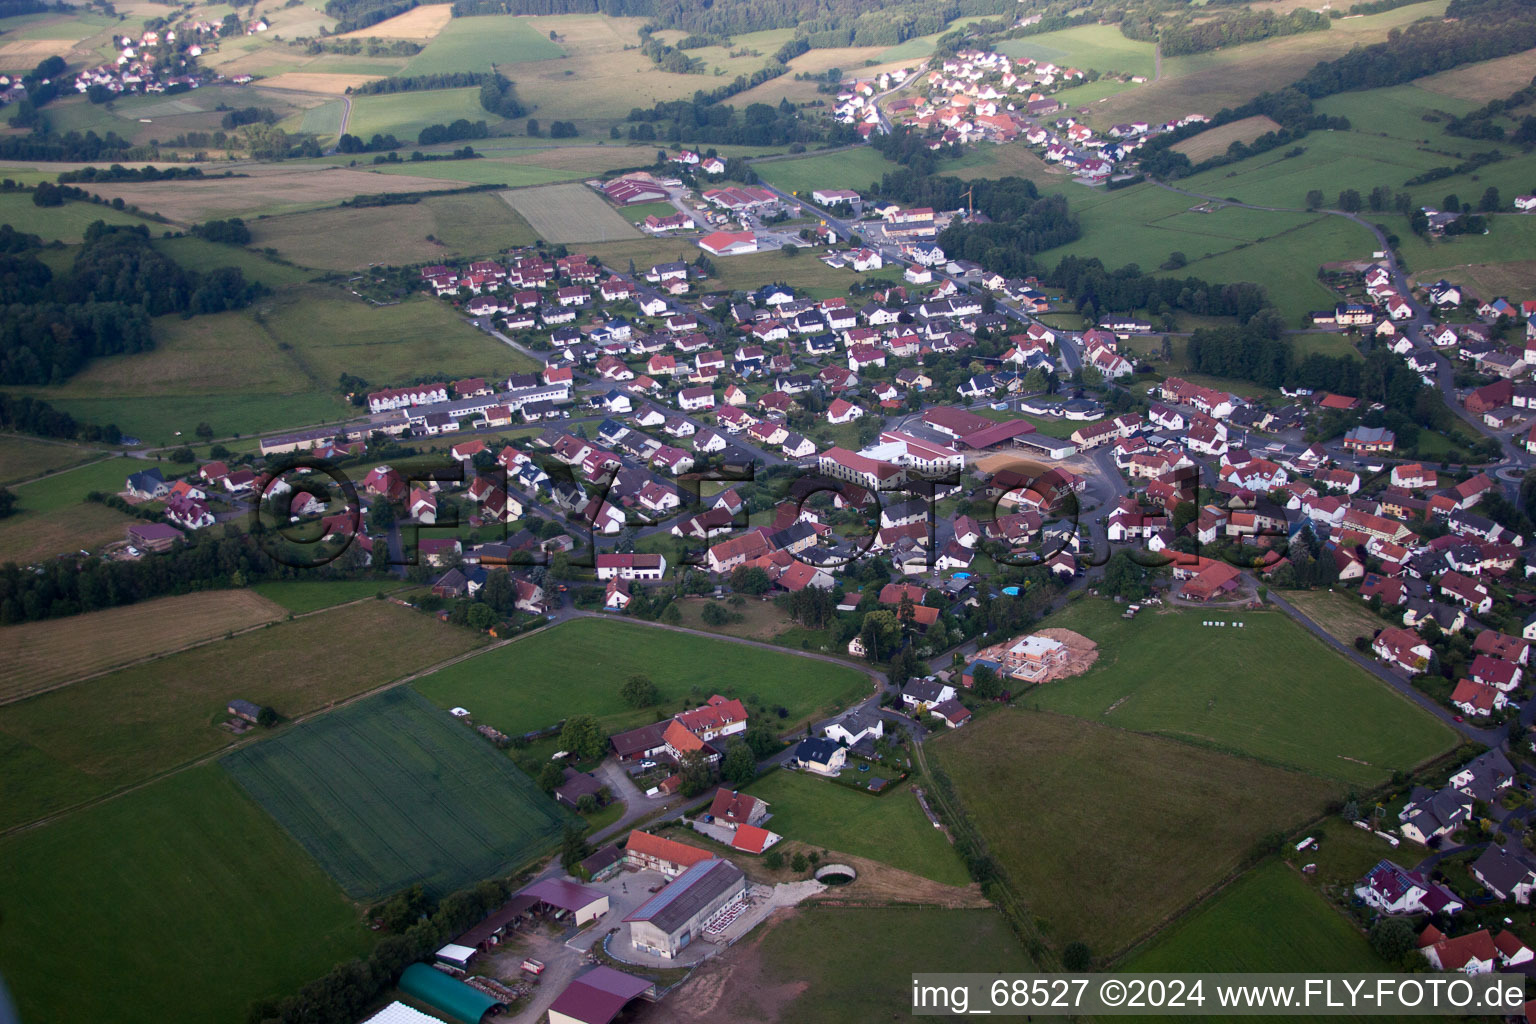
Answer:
[56, 164, 216, 184]
[0, 393, 122, 444]
[1444, 76, 1536, 144]
[623, 97, 853, 146]
[0, 223, 265, 386]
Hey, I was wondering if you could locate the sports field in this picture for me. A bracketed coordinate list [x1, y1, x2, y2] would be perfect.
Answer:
[0, 600, 485, 832]
[412, 617, 872, 739]
[0, 589, 287, 704]
[0, 766, 373, 1024]
[929, 710, 1340, 957]
[501, 182, 642, 242]
[224, 687, 569, 898]
[746, 769, 969, 886]
[1026, 602, 1456, 786]
[1125, 859, 1388, 972]
[756, 148, 901, 195]
[404, 13, 565, 74]
[249, 191, 541, 269]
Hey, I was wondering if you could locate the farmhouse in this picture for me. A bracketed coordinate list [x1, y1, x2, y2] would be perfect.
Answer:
[624, 830, 714, 877]
[625, 858, 748, 959]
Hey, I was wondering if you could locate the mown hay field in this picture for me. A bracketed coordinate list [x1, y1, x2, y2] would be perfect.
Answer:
[0, 600, 485, 832]
[0, 590, 287, 704]
[223, 687, 568, 898]
[501, 181, 641, 242]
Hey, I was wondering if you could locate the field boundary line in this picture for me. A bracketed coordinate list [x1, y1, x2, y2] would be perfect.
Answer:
[0, 591, 397, 708]
[4, 449, 118, 489]
[0, 611, 516, 840]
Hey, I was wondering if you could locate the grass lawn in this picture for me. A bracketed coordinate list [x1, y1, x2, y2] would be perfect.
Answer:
[929, 709, 1342, 957]
[1026, 601, 1456, 786]
[411, 616, 872, 739]
[0, 455, 140, 564]
[0, 600, 486, 832]
[223, 687, 569, 898]
[403, 14, 565, 75]
[707, 250, 875, 300]
[248, 191, 541, 269]
[0, 191, 153, 242]
[1123, 859, 1389, 972]
[500, 181, 640, 243]
[0, 434, 103, 484]
[746, 768, 969, 886]
[756, 148, 901, 196]
[0, 766, 374, 1024]
[251, 579, 413, 614]
[0, 589, 288, 704]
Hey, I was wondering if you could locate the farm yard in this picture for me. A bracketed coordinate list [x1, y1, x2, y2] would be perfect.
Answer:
[0, 766, 374, 1024]
[0, 589, 287, 704]
[745, 768, 971, 886]
[223, 687, 569, 899]
[929, 710, 1342, 957]
[1025, 602, 1456, 786]
[411, 616, 872, 740]
[500, 182, 643, 243]
[0, 599, 485, 832]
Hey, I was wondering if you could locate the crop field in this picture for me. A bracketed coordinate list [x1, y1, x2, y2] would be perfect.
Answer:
[999, 24, 1157, 78]
[501, 182, 641, 242]
[1171, 115, 1284, 161]
[76, 163, 473, 223]
[404, 14, 565, 75]
[0, 599, 485, 832]
[756, 148, 901, 195]
[1410, 258, 1536, 302]
[412, 616, 872, 739]
[929, 710, 1340, 957]
[1025, 602, 1456, 786]
[224, 687, 568, 898]
[745, 769, 969, 886]
[17, 285, 533, 445]
[0, 590, 287, 705]
[1125, 860, 1388, 973]
[0, 766, 373, 1024]
[1037, 184, 1375, 321]
[248, 191, 540, 268]
[503, 14, 725, 125]
[363, 157, 587, 188]
[0, 456, 140, 564]
[0, 435, 100, 484]
[340, 3, 452, 39]
[0, 192, 151, 242]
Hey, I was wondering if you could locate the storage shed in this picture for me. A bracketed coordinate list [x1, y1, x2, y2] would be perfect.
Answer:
[397, 963, 504, 1024]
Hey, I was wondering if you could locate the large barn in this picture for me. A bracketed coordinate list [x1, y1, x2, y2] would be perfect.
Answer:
[547, 966, 657, 1024]
[624, 858, 747, 959]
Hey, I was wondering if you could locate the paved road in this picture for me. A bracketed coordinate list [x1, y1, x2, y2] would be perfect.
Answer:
[1265, 589, 1500, 744]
